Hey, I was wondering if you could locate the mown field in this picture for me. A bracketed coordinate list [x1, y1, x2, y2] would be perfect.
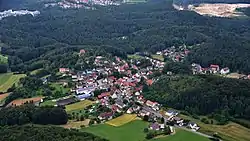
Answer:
[0, 73, 26, 92]
[66, 100, 94, 112]
[151, 55, 164, 61]
[106, 114, 137, 127]
[83, 120, 210, 141]
[180, 114, 250, 141]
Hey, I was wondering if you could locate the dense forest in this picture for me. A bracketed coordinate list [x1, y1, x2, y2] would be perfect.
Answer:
[0, 104, 68, 125]
[0, 125, 107, 141]
[143, 75, 250, 124]
[1, 0, 250, 73]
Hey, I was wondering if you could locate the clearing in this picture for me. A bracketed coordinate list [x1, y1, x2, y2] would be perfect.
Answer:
[66, 100, 94, 112]
[127, 54, 143, 59]
[106, 114, 137, 127]
[0, 73, 26, 92]
[0, 54, 8, 64]
[180, 114, 250, 141]
[151, 54, 164, 61]
[40, 99, 56, 106]
[62, 119, 90, 129]
[188, 3, 250, 18]
[83, 120, 210, 141]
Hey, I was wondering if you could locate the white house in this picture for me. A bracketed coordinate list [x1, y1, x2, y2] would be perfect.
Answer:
[220, 67, 230, 75]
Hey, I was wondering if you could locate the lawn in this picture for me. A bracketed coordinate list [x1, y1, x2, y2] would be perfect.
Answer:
[151, 55, 164, 61]
[127, 54, 143, 59]
[180, 114, 250, 141]
[66, 100, 94, 112]
[0, 73, 26, 92]
[83, 120, 210, 141]
[106, 114, 137, 127]
[40, 99, 56, 106]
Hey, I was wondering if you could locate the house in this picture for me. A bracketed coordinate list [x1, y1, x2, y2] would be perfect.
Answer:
[59, 68, 70, 73]
[220, 67, 230, 75]
[149, 122, 160, 130]
[210, 64, 220, 73]
[98, 92, 110, 99]
[139, 109, 150, 117]
[126, 108, 133, 114]
[98, 112, 113, 120]
[79, 49, 86, 55]
[173, 117, 184, 126]
[115, 100, 126, 109]
[188, 122, 200, 131]
[146, 100, 159, 110]
[56, 97, 77, 106]
[146, 79, 153, 86]
[165, 110, 178, 117]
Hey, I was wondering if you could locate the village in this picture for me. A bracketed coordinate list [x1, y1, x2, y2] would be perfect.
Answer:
[36, 49, 200, 136]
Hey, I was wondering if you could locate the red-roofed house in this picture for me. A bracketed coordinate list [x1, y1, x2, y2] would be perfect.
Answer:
[146, 79, 153, 86]
[98, 112, 113, 120]
[210, 64, 220, 73]
[98, 92, 110, 99]
[59, 68, 70, 73]
[79, 49, 86, 55]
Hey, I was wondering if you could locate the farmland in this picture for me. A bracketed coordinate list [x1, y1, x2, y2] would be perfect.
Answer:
[0, 93, 9, 101]
[0, 73, 26, 92]
[106, 114, 137, 127]
[66, 100, 94, 112]
[180, 114, 250, 141]
[83, 120, 210, 141]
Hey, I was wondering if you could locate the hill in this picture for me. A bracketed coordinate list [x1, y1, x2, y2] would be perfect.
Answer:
[143, 75, 250, 123]
[0, 73, 26, 92]
[0, 0, 250, 73]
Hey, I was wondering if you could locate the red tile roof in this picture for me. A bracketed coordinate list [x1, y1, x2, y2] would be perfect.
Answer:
[146, 79, 153, 86]
[98, 92, 110, 99]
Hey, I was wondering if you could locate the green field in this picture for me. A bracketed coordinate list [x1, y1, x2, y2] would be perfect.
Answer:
[0, 73, 26, 92]
[151, 55, 164, 61]
[66, 100, 94, 112]
[40, 99, 56, 106]
[0, 55, 8, 64]
[83, 120, 210, 141]
[127, 54, 143, 59]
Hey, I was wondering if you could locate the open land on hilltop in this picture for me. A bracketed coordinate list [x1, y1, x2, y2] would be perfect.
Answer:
[188, 3, 250, 17]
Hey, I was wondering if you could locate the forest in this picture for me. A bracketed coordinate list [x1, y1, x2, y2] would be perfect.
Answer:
[143, 75, 250, 124]
[0, 104, 68, 125]
[1, 0, 250, 73]
[0, 125, 107, 141]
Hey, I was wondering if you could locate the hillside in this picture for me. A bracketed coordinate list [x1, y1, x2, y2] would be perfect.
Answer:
[0, 0, 250, 73]
[143, 75, 250, 123]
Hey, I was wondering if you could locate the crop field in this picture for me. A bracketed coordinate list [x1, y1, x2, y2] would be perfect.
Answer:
[106, 114, 137, 127]
[180, 114, 250, 141]
[66, 100, 94, 112]
[83, 120, 210, 141]
[0, 73, 26, 92]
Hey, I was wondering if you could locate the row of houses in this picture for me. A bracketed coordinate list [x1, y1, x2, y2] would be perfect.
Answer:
[192, 63, 230, 75]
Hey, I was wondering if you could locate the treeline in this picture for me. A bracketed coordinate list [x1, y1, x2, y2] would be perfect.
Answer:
[1, 0, 250, 73]
[0, 125, 107, 141]
[143, 75, 250, 123]
[0, 104, 68, 126]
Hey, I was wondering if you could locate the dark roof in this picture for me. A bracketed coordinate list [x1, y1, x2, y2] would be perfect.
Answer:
[56, 97, 77, 106]
[99, 112, 113, 118]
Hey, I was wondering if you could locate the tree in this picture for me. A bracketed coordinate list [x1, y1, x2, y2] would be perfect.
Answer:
[143, 115, 149, 121]
[163, 126, 171, 135]
[143, 128, 149, 133]
[146, 132, 155, 139]
[89, 119, 95, 126]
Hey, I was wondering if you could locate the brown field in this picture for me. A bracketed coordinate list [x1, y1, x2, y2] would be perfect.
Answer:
[7, 96, 44, 107]
[62, 119, 90, 129]
[180, 114, 250, 141]
[188, 3, 250, 17]
[0, 93, 10, 101]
